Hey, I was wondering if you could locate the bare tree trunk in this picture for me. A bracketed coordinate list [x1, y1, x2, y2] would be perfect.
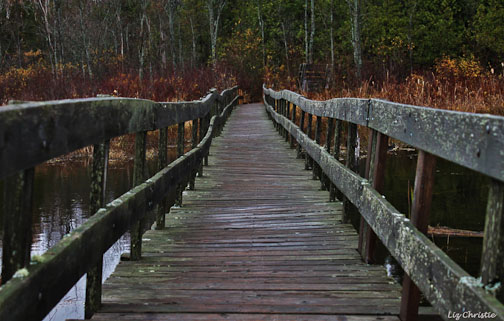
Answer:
[207, 0, 226, 68]
[281, 21, 290, 74]
[304, 0, 308, 64]
[257, 0, 265, 67]
[190, 17, 197, 68]
[330, 0, 334, 72]
[309, 0, 315, 64]
[347, 0, 363, 81]
[178, 20, 184, 70]
[166, 2, 177, 71]
[160, 17, 167, 70]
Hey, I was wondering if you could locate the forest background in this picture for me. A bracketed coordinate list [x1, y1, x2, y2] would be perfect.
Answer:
[1, 0, 503, 114]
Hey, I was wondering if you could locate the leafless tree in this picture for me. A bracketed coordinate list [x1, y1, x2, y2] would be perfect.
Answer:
[206, 0, 226, 67]
[346, 0, 363, 81]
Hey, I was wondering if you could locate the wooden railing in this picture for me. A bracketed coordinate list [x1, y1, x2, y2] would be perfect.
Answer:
[263, 85, 504, 321]
[0, 86, 240, 320]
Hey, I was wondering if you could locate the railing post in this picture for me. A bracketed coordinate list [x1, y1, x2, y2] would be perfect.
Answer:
[480, 180, 504, 302]
[330, 120, 343, 201]
[204, 113, 210, 165]
[1, 168, 35, 285]
[176, 122, 185, 206]
[359, 129, 378, 255]
[156, 127, 169, 230]
[313, 116, 322, 182]
[198, 117, 205, 177]
[342, 122, 358, 223]
[364, 132, 388, 262]
[130, 131, 146, 261]
[298, 110, 306, 159]
[189, 119, 198, 190]
[305, 113, 313, 170]
[85, 141, 110, 319]
[399, 150, 437, 321]
[291, 103, 297, 149]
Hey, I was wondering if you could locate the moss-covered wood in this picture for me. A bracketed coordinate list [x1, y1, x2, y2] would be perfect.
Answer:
[0, 87, 238, 180]
[1, 168, 34, 284]
[481, 179, 504, 302]
[85, 141, 110, 318]
[264, 86, 504, 183]
[264, 97, 504, 321]
[0, 93, 240, 321]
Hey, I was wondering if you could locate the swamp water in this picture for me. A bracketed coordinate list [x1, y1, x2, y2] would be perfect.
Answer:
[0, 151, 488, 320]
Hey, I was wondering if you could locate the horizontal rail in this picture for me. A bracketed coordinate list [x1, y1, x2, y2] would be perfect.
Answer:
[0, 94, 240, 321]
[264, 95, 504, 320]
[0, 86, 238, 180]
[263, 86, 504, 183]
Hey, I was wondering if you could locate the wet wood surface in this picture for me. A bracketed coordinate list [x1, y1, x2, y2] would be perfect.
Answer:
[91, 103, 401, 321]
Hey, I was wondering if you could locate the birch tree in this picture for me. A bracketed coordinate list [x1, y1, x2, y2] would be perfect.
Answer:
[206, 0, 226, 67]
[346, 0, 363, 81]
[256, 0, 265, 68]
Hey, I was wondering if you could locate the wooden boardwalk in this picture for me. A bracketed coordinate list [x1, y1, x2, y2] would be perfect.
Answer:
[91, 103, 401, 321]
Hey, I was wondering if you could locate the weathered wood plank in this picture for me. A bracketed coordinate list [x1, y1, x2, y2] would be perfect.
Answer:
[264, 98, 504, 320]
[0, 94, 240, 321]
[92, 103, 401, 321]
[0, 87, 238, 180]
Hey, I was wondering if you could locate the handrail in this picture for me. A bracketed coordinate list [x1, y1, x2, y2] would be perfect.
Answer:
[0, 87, 240, 321]
[263, 85, 504, 183]
[0, 86, 238, 180]
[263, 85, 504, 321]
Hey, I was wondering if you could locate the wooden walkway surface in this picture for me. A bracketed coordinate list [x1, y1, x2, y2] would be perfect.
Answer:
[91, 103, 402, 321]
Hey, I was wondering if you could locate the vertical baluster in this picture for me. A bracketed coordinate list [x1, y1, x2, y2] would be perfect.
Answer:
[359, 129, 378, 255]
[189, 119, 198, 190]
[305, 114, 313, 170]
[204, 113, 210, 165]
[313, 116, 322, 181]
[198, 118, 205, 177]
[342, 123, 358, 223]
[400, 150, 437, 321]
[330, 120, 343, 201]
[480, 180, 504, 302]
[324, 118, 335, 194]
[298, 110, 306, 159]
[85, 141, 110, 318]
[364, 132, 389, 262]
[1, 168, 35, 284]
[130, 131, 147, 261]
[176, 122, 185, 206]
[291, 103, 297, 149]
[156, 128, 169, 230]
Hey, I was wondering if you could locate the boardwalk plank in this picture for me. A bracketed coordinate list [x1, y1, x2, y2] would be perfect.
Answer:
[91, 103, 401, 320]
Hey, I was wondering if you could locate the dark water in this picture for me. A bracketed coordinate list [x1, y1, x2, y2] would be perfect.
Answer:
[0, 150, 488, 320]
[0, 155, 163, 321]
[363, 151, 487, 282]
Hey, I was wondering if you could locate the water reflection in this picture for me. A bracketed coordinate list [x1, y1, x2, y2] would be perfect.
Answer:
[365, 151, 488, 279]
[0, 149, 489, 319]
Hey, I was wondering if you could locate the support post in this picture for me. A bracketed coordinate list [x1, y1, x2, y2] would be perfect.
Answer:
[342, 123, 358, 223]
[85, 141, 110, 319]
[359, 129, 377, 255]
[298, 110, 306, 159]
[364, 132, 389, 263]
[156, 128, 169, 230]
[480, 180, 504, 302]
[176, 122, 185, 206]
[329, 120, 342, 201]
[305, 114, 313, 170]
[130, 131, 146, 261]
[1, 168, 35, 284]
[189, 119, 198, 190]
[313, 116, 322, 182]
[400, 151, 437, 321]
[198, 118, 205, 177]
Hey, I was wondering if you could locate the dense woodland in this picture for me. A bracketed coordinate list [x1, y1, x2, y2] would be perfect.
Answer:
[1, 0, 503, 113]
